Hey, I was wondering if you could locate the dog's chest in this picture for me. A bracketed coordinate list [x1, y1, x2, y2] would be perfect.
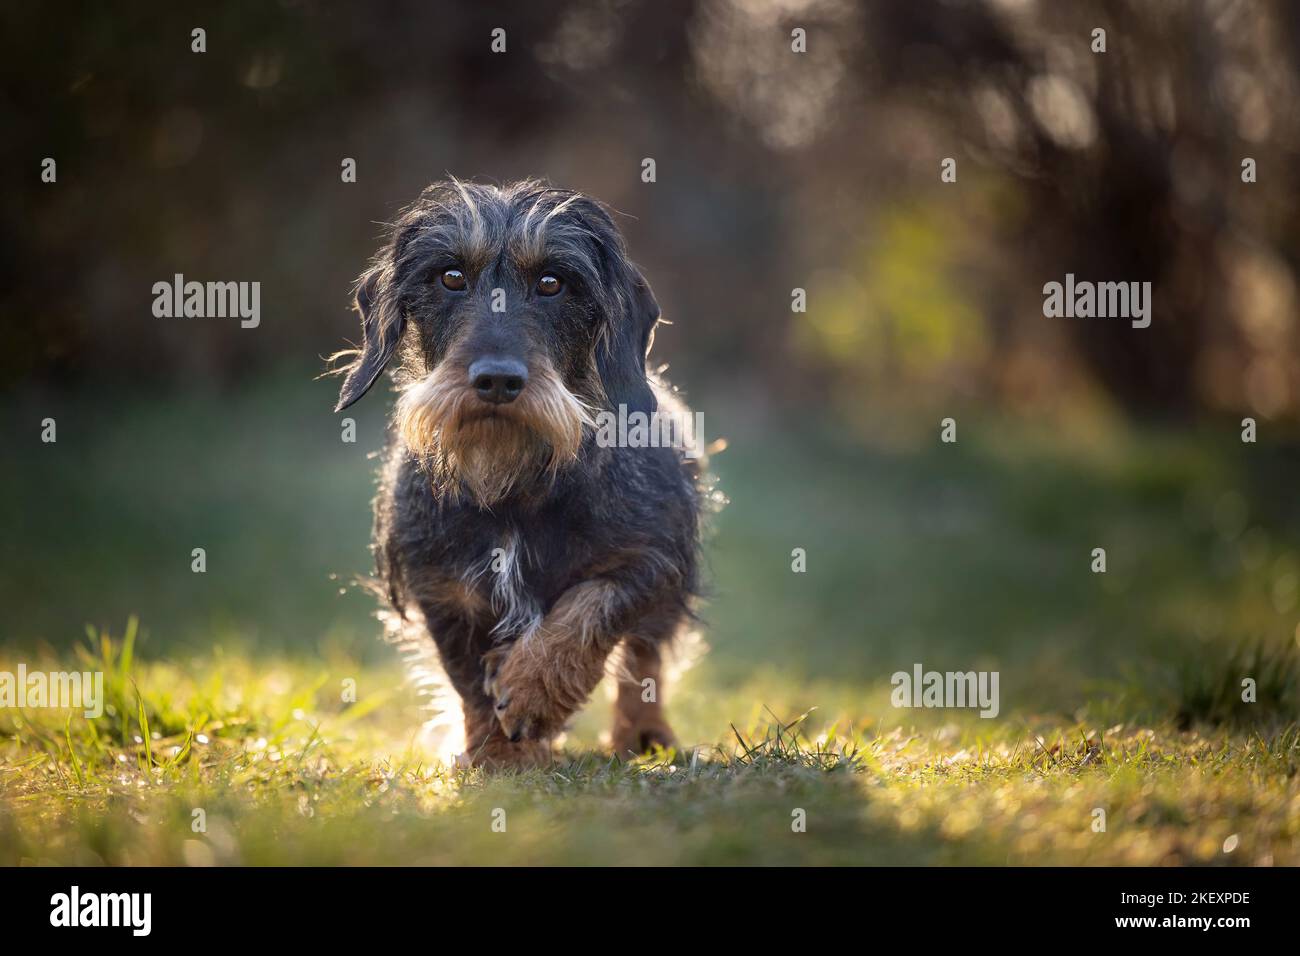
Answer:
[477, 527, 541, 639]
[461, 518, 587, 639]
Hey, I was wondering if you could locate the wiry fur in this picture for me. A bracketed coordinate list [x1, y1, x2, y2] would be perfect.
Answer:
[332, 179, 711, 768]
[395, 353, 595, 506]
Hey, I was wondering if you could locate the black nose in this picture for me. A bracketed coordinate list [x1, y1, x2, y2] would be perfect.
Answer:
[468, 357, 528, 405]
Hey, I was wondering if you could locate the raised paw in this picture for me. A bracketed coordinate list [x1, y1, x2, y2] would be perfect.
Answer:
[462, 735, 552, 771]
[481, 644, 512, 699]
[489, 644, 572, 742]
[462, 695, 553, 771]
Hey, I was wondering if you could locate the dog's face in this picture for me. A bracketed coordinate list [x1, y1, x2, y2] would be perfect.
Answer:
[335, 180, 661, 504]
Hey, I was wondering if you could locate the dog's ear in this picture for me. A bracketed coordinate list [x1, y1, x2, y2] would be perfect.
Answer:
[335, 270, 404, 412]
[596, 265, 660, 415]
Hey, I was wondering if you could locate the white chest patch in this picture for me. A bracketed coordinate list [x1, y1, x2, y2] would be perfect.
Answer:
[480, 529, 542, 643]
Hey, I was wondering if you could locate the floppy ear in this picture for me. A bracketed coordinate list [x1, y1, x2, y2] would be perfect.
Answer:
[596, 265, 660, 415]
[335, 271, 404, 412]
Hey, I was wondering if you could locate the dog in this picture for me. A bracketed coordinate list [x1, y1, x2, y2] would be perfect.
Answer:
[332, 179, 707, 769]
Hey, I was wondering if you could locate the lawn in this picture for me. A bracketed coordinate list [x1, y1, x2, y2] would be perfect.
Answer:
[1, 375, 1298, 865]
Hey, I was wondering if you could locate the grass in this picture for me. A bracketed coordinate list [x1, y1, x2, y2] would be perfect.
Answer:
[3, 623, 1297, 865]
[2, 374, 1299, 864]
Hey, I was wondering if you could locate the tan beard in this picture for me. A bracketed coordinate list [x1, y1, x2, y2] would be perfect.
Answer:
[395, 359, 595, 506]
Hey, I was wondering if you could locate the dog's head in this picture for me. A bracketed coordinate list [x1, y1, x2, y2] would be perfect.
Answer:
[334, 179, 661, 505]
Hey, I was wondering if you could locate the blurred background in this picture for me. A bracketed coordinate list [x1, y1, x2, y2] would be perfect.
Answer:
[3, 0, 1299, 723]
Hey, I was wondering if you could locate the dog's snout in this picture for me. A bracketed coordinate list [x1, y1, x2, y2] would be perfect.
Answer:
[468, 357, 528, 405]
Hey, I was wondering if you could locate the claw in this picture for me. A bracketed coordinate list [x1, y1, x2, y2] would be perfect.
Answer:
[481, 645, 510, 698]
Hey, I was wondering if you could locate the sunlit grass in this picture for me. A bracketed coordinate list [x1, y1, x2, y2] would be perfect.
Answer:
[2, 622, 1296, 866]
[3, 381, 1299, 863]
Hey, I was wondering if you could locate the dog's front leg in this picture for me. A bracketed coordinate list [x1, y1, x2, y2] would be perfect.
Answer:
[611, 638, 680, 757]
[462, 701, 552, 770]
[486, 579, 624, 742]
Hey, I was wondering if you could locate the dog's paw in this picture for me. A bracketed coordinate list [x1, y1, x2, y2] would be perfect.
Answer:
[610, 720, 683, 760]
[488, 645, 570, 742]
[464, 736, 552, 771]
[481, 644, 511, 699]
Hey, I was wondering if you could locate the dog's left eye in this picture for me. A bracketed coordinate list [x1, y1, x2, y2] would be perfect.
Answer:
[536, 275, 563, 297]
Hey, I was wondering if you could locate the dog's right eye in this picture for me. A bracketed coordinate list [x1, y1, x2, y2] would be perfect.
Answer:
[440, 268, 467, 291]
